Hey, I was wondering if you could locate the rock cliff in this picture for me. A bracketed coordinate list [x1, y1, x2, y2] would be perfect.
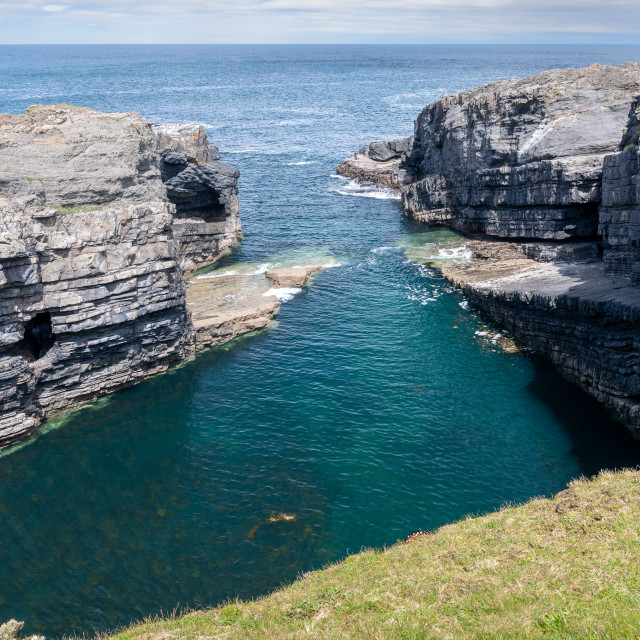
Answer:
[154, 123, 241, 273]
[339, 63, 640, 435]
[0, 105, 257, 447]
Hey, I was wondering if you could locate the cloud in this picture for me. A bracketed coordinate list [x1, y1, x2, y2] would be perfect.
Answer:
[0, 0, 639, 42]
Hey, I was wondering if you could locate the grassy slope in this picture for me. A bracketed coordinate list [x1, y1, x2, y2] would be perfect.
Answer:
[109, 470, 640, 640]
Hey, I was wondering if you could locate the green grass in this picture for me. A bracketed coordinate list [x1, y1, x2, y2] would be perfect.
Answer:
[55, 204, 108, 216]
[102, 469, 640, 640]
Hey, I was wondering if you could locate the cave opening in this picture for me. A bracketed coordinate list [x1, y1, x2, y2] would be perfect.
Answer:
[22, 312, 55, 360]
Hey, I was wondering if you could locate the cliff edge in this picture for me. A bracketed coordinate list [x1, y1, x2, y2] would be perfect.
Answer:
[0, 105, 260, 447]
[339, 63, 640, 434]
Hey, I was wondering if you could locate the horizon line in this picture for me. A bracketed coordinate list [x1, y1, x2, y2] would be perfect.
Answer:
[1, 42, 640, 46]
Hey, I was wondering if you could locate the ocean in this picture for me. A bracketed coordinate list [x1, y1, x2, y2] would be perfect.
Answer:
[1, 44, 640, 637]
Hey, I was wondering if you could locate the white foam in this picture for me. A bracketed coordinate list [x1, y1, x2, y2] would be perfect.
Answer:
[335, 180, 401, 200]
[330, 173, 349, 180]
[286, 161, 315, 166]
[253, 263, 271, 275]
[422, 245, 472, 261]
[263, 287, 302, 302]
[197, 270, 239, 280]
[459, 300, 469, 310]
[371, 246, 396, 254]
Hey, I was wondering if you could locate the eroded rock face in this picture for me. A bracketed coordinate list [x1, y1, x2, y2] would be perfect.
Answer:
[0, 105, 244, 447]
[0, 197, 193, 447]
[600, 97, 640, 283]
[403, 63, 640, 239]
[154, 123, 241, 274]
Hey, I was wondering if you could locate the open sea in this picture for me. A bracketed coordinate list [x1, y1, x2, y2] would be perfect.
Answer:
[1, 44, 640, 637]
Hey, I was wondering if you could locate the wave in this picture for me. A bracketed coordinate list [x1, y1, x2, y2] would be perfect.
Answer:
[263, 287, 302, 302]
[286, 161, 316, 166]
[277, 119, 314, 127]
[333, 179, 401, 200]
[196, 269, 239, 280]
[421, 245, 472, 261]
[253, 263, 271, 275]
[371, 246, 398, 254]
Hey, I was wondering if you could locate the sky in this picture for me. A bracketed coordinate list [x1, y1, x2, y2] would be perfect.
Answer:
[1, 0, 640, 44]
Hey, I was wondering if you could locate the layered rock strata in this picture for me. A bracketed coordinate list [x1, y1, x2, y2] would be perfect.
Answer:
[265, 265, 323, 287]
[599, 97, 640, 284]
[440, 241, 640, 431]
[337, 138, 414, 188]
[340, 63, 640, 434]
[187, 274, 280, 351]
[0, 105, 246, 447]
[154, 123, 241, 273]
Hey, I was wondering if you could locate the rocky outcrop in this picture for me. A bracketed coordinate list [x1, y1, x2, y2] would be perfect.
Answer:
[0, 105, 247, 447]
[403, 63, 640, 239]
[154, 123, 241, 274]
[265, 265, 322, 288]
[187, 273, 280, 351]
[340, 63, 640, 434]
[337, 138, 414, 188]
[0, 620, 43, 640]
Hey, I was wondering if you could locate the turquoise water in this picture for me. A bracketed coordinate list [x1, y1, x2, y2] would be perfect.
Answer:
[2, 45, 640, 637]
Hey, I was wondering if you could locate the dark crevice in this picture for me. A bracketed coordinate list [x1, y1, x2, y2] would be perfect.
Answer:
[21, 312, 55, 360]
[159, 150, 227, 223]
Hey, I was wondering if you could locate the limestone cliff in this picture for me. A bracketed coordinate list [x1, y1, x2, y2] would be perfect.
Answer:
[0, 105, 248, 447]
[154, 123, 241, 273]
[339, 63, 640, 435]
[599, 96, 640, 284]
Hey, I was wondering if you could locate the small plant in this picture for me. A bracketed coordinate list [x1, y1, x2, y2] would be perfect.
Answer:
[218, 605, 242, 626]
[56, 204, 105, 215]
[406, 530, 428, 543]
